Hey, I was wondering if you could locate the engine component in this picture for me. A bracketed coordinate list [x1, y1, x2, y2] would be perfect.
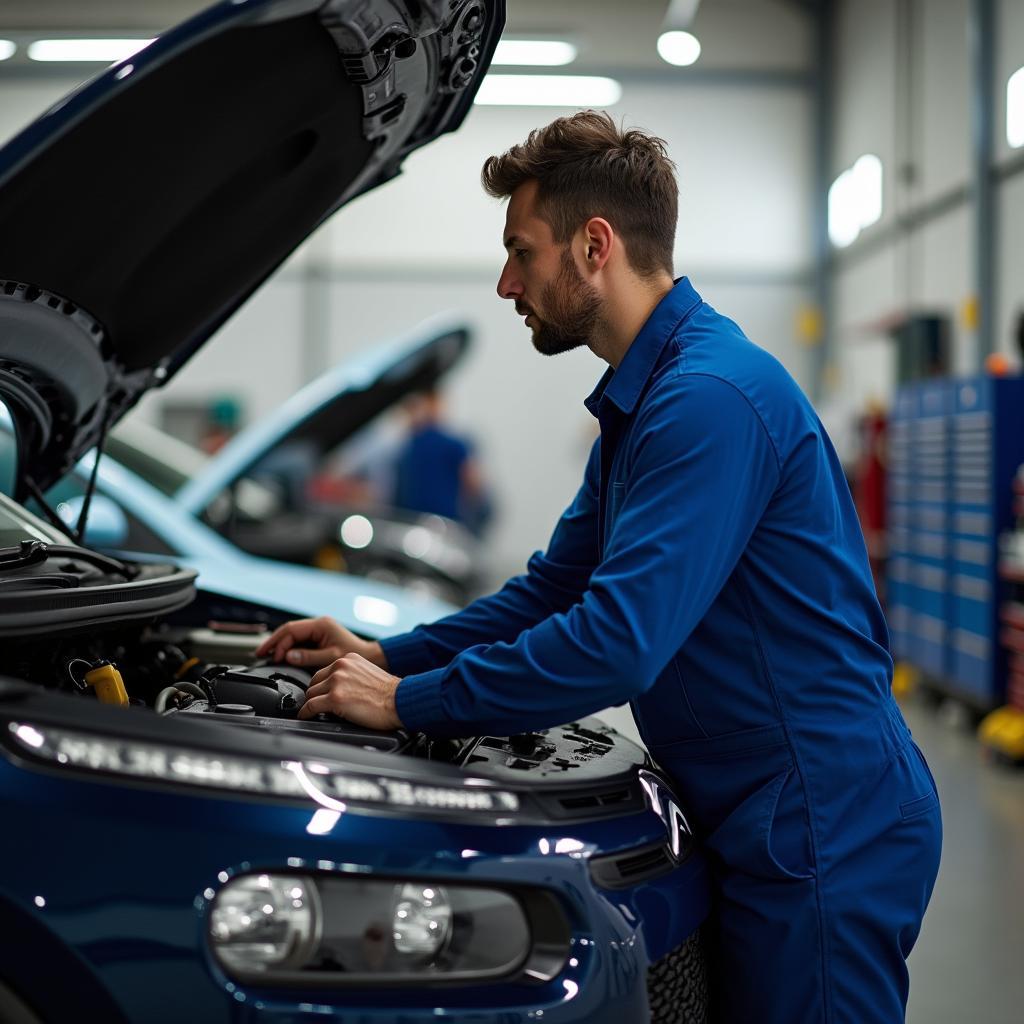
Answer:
[83, 662, 129, 706]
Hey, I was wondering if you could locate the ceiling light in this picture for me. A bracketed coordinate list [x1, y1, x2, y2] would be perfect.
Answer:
[657, 30, 702, 67]
[492, 40, 577, 66]
[1009, 66, 1024, 149]
[27, 38, 154, 63]
[0, 40, 15, 61]
[474, 74, 621, 107]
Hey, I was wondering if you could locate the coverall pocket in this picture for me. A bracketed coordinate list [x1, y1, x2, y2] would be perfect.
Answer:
[899, 792, 939, 821]
[703, 766, 816, 882]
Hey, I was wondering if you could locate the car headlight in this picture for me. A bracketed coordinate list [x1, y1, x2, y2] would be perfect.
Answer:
[209, 873, 570, 986]
[210, 873, 321, 973]
[392, 882, 453, 958]
[5, 721, 521, 821]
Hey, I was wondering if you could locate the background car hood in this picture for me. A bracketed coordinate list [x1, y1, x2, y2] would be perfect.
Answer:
[0, 0, 503, 500]
[175, 315, 471, 514]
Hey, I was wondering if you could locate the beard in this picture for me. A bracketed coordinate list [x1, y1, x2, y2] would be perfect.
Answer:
[527, 248, 604, 356]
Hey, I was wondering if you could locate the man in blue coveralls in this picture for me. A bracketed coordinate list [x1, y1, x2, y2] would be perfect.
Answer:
[258, 112, 942, 1022]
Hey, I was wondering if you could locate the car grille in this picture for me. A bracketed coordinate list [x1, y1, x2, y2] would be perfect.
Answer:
[589, 840, 677, 890]
[647, 930, 708, 1024]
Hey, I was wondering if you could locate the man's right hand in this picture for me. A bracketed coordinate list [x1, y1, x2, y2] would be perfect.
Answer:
[255, 616, 388, 670]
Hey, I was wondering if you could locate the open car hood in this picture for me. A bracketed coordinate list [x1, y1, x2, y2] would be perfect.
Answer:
[0, 0, 503, 501]
[173, 316, 471, 514]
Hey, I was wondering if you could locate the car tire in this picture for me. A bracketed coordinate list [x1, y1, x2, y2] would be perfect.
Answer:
[0, 981, 44, 1024]
[647, 928, 708, 1024]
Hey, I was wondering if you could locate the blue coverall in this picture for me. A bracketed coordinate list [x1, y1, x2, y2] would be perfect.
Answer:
[382, 278, 942, 1023]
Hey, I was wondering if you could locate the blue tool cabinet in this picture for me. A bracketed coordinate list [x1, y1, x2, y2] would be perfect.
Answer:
[885, 374, 1024, 710]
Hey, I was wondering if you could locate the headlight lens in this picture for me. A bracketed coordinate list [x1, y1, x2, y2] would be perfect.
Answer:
[210, 874, 320, 973]
[209, 873, 561, 985]
[392, 883, 453, 957]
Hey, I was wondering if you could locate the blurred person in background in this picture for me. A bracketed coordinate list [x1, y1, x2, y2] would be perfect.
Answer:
[391, 388, 493, 536]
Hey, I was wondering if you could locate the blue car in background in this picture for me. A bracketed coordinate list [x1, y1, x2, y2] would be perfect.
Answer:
[105, 317, 486, 606]
[0, 1, 711, 1021]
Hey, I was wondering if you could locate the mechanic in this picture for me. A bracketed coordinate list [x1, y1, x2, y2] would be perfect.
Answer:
[391, 388, 493, 535]
[257, 111, 942, 1024]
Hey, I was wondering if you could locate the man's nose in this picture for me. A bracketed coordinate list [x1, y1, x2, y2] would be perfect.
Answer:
[496, 260, 521, 301]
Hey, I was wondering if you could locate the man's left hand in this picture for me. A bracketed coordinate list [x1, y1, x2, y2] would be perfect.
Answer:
[298, 653, 403, 730]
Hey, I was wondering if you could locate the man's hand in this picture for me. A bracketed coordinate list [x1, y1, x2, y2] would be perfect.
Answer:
[298, 653, 403, 730]
[255, 616, 388, 670]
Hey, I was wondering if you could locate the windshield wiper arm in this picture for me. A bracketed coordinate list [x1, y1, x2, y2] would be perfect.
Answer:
[0, 539, 135, 579]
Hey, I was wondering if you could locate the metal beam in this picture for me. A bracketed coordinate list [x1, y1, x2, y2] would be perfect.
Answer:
[810, 0, 834, 402]
[970, 0, 996, 364]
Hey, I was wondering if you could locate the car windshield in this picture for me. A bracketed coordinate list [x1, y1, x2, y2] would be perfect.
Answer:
[105, 422, 200, 497]
[107, 420, 279, 520]
[203, 408, 407, 527]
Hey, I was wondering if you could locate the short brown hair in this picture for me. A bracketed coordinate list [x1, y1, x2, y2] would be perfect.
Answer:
[481, 110, 677, 278]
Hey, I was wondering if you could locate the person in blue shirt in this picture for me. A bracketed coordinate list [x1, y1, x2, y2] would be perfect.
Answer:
[258, 111, 941, 1023]
[391, 388, 492, 535]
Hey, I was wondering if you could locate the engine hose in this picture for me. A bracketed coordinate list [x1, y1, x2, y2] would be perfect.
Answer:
[154, 680, 208, 713]
[154, 686, 180, 714]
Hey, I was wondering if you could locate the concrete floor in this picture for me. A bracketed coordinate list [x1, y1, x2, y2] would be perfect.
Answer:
[903, 696, 1024, 1023]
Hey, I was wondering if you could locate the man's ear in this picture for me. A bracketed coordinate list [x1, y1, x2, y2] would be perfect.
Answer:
[583, 217, 614, 270]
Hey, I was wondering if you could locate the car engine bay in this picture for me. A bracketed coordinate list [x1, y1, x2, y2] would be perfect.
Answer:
[3, 612, 648, 792]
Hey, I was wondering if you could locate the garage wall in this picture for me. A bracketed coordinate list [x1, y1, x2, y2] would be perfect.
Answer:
[1, 52, 814, 584]
[828, 0, 1024, 416]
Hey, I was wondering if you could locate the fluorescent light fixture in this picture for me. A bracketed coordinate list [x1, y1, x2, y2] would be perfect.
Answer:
[27, 38, 154, 63]
[1009, 66, 1024, 148]
[492, 39, 577, 66]
[657, 31, 702, 67]
[828, 154, 883, 248]
[474, 74, 621, 107]
[0, 40, 16, 62]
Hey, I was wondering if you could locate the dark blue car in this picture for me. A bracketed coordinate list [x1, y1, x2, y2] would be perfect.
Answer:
[0, 1, 710, 1020]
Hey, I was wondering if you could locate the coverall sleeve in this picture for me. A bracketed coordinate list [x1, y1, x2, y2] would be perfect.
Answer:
[379, 439, 601, 676]
[394, 374, 781, 737]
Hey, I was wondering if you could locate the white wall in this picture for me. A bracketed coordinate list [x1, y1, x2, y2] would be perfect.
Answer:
[998, 172, 1024, 358]
[828, 0, 1024, 410]
[995, 0, 1024, 165]
[312, 81, 812, 279]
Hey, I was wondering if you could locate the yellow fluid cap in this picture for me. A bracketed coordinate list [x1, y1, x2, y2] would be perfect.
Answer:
[84, 663, 129, 706]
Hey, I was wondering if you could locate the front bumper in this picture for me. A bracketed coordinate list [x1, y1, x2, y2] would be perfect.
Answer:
[0, 756, 709, 1023]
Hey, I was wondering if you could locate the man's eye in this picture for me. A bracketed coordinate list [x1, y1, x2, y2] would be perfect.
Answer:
[515, 249, 528, 259]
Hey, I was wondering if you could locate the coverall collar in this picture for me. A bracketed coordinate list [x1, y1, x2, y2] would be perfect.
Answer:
[584, 276, 703, 418]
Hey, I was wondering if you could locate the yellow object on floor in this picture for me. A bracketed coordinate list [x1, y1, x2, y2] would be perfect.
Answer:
[978, 706, 1024, 760]
[891, 661, 918, 699]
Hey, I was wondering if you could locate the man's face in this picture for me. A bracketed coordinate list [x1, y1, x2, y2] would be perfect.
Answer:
[496, 181, 602, 356]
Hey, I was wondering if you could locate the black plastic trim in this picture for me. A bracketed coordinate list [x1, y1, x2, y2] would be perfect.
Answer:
[209, 871, 571, 989]
[589, 840, 692, 891]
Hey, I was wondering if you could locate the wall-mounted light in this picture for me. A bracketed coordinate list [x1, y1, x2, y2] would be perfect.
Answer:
[27, 38, 153, 62]
[828, 154, 883, 248]
[657, 0, 702, 68]
[474, 74, 622, 107]
[492, 40, 577, 67]
[1009, 66, 1024, 149]
[0, 40, 16, 61]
